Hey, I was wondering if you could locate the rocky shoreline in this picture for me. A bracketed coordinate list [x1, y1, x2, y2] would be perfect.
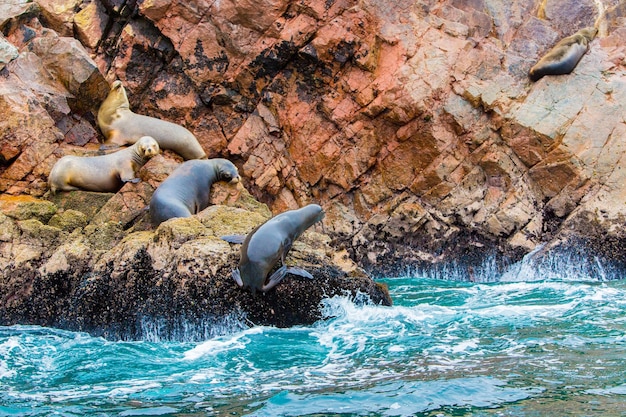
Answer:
[0, 186, 392, 341]
[2, 1, 626, 338]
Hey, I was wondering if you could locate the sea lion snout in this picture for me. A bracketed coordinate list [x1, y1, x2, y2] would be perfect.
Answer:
[136, 136, 160, 158]
[584, 27, 598, 39]
[305, 204, 325, 223]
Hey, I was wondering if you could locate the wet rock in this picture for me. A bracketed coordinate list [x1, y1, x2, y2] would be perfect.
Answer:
[0, 189, 391, 340]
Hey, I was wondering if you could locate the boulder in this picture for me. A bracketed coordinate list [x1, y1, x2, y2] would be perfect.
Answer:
[0, 187, 392, 341]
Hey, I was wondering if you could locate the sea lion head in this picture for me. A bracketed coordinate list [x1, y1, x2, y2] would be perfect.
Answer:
[136, 136, 160, 159]
[105, 80, 130, 110]
[300, 203, 325, 225]
[98, 80, 131, 129]
[580, 27, 598, 42]
[214, 158, 241, 184]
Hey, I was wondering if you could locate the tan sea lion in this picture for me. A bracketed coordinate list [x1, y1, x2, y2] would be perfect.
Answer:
[149, 158, 240, 226]
[97, 81, 207, 160]
[529, 27, 598, 81]
[221, 204, 325, 293]
[48, 136, 160, 194]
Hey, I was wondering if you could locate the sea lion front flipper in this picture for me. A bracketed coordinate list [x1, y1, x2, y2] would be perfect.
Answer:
[221, 234, 246, 244]
[262, 266, 289, 292]
[285, 267, 314, 279]
[231, 269, 244, 287]
[122, 177, 141, 184]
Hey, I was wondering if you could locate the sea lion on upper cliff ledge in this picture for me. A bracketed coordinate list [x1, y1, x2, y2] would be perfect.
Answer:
[150, 158, 240, 226]
[48, 136, 160, 194]
[529, 27, 598, 81]
[97, 81, 207, 160]
[221, 204, 325, 293]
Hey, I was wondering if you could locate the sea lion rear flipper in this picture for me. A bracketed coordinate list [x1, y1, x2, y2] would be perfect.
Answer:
[231, 269, 244, 287]
[262, 266, 289, 292]
[221, 234, 246, 244]
[285, 267, 314, 279]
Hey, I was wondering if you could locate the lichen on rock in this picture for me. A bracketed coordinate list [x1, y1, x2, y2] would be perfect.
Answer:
[0, 185, 391, 340]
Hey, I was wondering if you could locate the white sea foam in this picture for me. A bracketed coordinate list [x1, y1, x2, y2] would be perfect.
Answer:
[0, 360, 15, 379]
[2, 271, 625, 416]
[0, 336, 20, 379]
[183, 326, 264, 360]
[449, 338, 479, 353]
[586, 383, 626, 396]
[140, 312, 249, 343]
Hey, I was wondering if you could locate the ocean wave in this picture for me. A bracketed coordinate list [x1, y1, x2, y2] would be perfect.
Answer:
[2, 276, 626, 416]
[249, 376, 543, 416]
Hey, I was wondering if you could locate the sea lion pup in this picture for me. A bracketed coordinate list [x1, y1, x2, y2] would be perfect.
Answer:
[48, 136, 160, 194]
[221, 204, 325, 293]
[149, 158, 240, 226]
[97, 80, 207, 160]
[529, 27, 598, 81]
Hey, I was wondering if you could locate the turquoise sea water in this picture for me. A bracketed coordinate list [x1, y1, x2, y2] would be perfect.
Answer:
[2, 265, 626, 416]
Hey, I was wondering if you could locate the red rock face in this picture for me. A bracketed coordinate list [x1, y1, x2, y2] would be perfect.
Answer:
[1, 0, 626, 272]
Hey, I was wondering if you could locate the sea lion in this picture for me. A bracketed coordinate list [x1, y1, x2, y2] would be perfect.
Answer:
[221, 204, 325, 293]
[150, 158, 240, 226]
[97, 80, 207, 160]
[529, 27, 598, 81]
[48, 136, 160, 194]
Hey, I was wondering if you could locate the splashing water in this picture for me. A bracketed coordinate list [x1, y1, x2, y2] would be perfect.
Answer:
[1, 259, 626, 416]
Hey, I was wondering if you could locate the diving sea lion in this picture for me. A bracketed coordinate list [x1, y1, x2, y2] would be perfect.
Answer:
[97, 81, 207, 160]
[48, 136, 160, 194]
[221, 204, 325, 293]
[150, 158, 240, 226]
[529, 27, 598, 81]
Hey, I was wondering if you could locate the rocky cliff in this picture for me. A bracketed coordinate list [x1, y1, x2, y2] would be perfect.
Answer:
[2, 0, 626, 281]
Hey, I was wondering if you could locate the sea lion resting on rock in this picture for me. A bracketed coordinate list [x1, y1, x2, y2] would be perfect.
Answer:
[529, 27, 598, 81]
[97, 81, 207, 160]
[150, 158, 240, 226]
[48, 136, 160, 195]
[221, 204, 325, 293]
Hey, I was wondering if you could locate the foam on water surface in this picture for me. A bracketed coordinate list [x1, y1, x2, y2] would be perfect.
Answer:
[1, 264, 626, 416]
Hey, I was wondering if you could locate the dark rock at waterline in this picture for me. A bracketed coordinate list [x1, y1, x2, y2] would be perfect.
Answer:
[0, 190, 391, 341]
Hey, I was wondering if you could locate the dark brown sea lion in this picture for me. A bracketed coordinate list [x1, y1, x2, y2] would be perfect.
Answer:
[97, 81, 206, 160]
[150, 158, 240, 226]
[48, 136, 160, 194]
[221, 204, 325, 293]
[529, 27, 598, 81]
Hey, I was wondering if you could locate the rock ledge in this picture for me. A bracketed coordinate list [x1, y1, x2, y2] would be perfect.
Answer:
[0, 191, 391, 341]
